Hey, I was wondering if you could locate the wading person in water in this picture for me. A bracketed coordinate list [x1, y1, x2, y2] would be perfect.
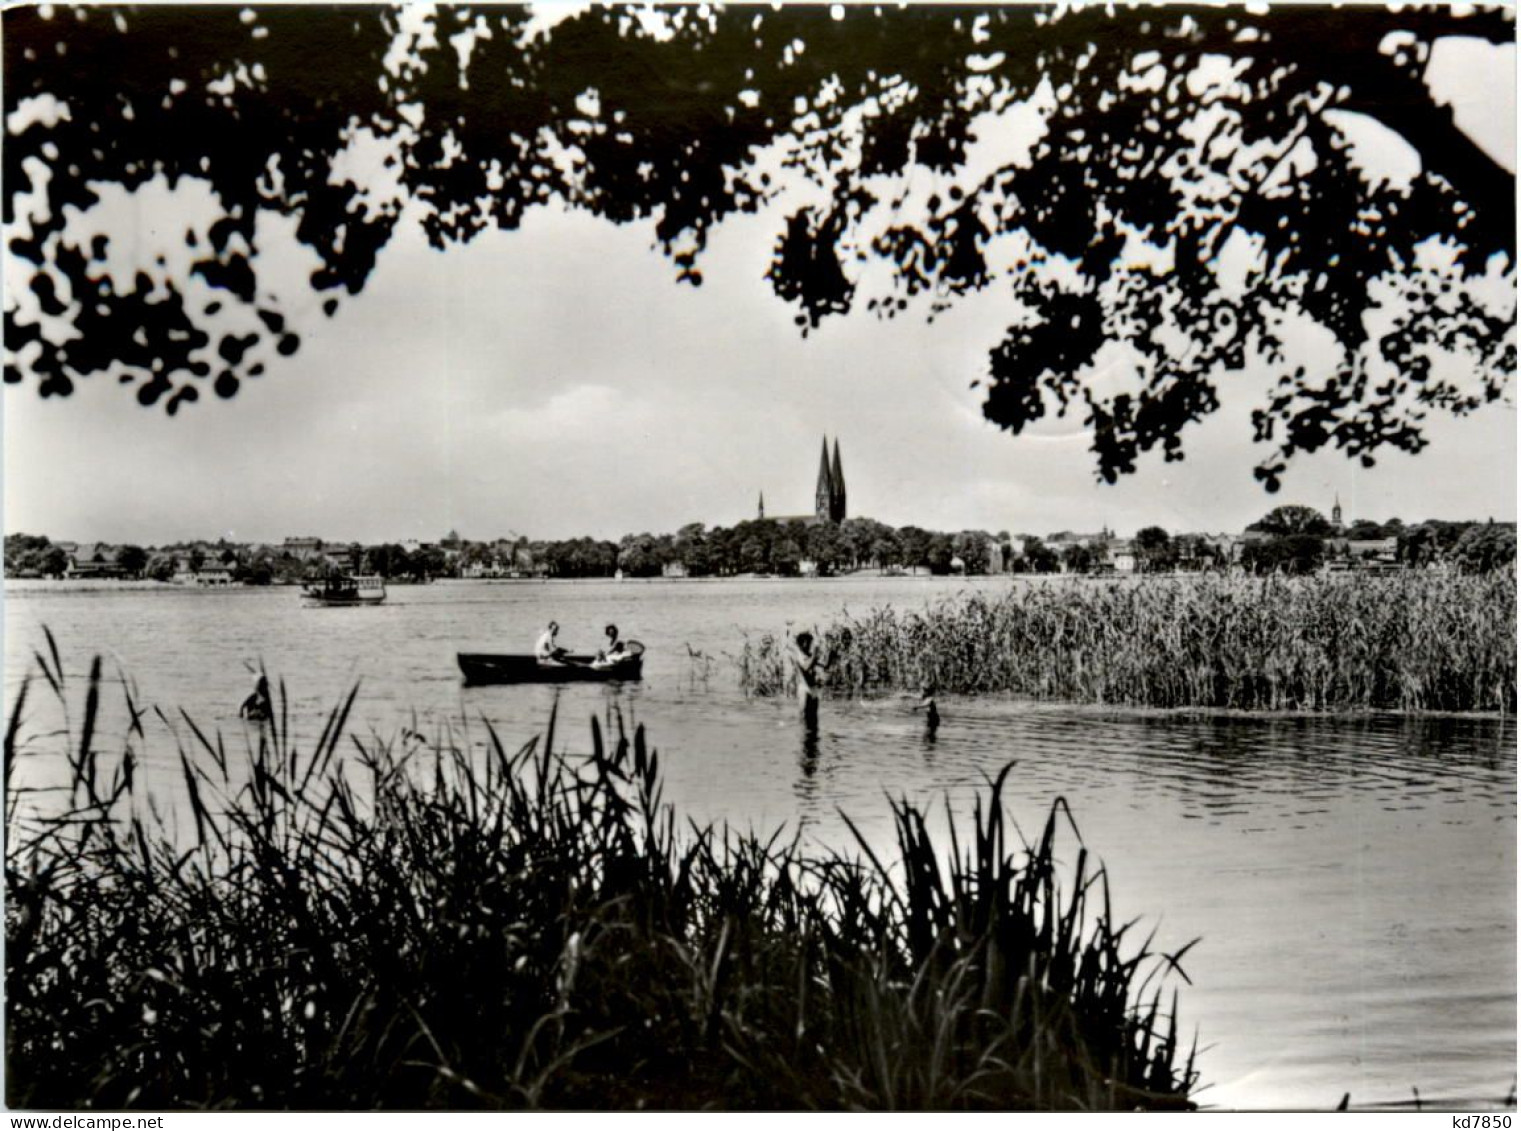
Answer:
[912, 680, 940, 733]
[787, 629, 829, 728]
[240, 674, 272, 722]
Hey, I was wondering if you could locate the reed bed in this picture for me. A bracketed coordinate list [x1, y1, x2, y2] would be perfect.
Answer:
[740, 571, 1516, 712]
[5, 648, 1197, 1112]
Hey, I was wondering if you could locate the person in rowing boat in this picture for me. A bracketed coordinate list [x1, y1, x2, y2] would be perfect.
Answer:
[535, 621, 570, 664]
[591, 624, 628, 669]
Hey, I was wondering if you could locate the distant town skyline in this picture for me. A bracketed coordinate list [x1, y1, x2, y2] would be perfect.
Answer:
[3, 28, 1514, 549]
[7, 479, 1511, 553]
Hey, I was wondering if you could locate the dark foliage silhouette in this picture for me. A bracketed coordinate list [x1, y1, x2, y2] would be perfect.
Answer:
[4, 4, 1513, 486]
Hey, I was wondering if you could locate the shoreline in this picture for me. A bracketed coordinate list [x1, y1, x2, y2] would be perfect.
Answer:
[5, 567, 1463, 591]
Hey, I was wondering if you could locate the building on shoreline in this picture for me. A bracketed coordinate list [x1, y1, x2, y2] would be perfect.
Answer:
[65, 543, 123, 579]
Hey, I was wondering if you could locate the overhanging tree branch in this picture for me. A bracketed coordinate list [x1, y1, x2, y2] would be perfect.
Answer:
[2, 3, 1513, 494]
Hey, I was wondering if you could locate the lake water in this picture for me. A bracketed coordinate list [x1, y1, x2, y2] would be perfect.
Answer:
[4, 576, 1515, 1111]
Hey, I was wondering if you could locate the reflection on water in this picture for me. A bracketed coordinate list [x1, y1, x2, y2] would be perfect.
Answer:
[798, 715, 820, 778]
[3, 578, 1515, 1111]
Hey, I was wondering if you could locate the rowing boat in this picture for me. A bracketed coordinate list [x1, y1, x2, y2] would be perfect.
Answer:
[457, 641, 645, 684]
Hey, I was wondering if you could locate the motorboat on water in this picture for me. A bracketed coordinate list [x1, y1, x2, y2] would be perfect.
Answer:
[304, 574, 387, 606]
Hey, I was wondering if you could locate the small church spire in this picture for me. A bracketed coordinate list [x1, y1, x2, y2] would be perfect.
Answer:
[758, 491, 765, 521]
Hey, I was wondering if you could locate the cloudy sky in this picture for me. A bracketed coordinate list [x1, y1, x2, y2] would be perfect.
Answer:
[4, 19, 1515, 547]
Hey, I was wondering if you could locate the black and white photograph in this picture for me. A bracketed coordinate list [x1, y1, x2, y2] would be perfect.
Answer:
[2, 2, 1515, 1116]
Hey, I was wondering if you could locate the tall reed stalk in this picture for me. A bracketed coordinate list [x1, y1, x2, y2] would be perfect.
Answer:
[740, 572, 1516, 712]
[6, 648, 1196, 1111]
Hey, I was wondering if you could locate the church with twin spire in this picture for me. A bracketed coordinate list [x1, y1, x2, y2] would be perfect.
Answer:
[757, 436, 847, 525]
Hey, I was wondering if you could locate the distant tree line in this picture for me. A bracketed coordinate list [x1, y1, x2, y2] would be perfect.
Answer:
[480, 519, 1008, 580]
[4, 533, 70, 578]
[7, 510, 1514, 583]
[1234, 507, 1516, 576]
[2, 520, 1002, 582]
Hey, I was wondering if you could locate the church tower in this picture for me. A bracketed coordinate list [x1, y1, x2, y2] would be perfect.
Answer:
[757, 491, 765, 521]
[815, 436, 835, 523]
[830, 438, 847, 523]
[1332, 494, 1343, 529]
